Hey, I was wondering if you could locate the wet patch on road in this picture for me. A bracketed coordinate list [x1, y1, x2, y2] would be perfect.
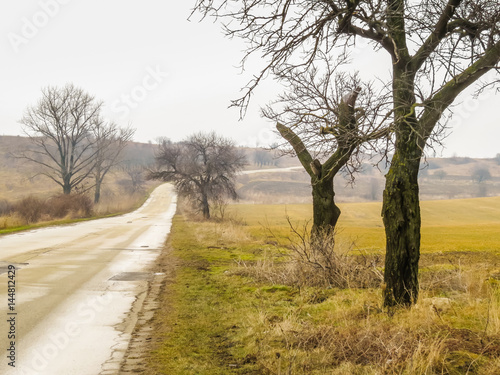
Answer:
[109, 272, 153, 281]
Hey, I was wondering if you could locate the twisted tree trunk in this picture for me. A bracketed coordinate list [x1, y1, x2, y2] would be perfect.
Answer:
[311, 176, 341, 237]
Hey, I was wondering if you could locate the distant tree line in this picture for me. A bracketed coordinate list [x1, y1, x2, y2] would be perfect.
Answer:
[253, 149, 278, 167]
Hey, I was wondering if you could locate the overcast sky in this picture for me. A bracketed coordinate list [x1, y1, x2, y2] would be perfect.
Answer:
[0, 1, 498, 158]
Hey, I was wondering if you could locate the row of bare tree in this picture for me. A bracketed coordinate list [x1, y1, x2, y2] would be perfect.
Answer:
[19, 84, 135, 203]
[193, 0, 500, 308]
[18, 82, 247, 221]
[19, 83, 245, 220]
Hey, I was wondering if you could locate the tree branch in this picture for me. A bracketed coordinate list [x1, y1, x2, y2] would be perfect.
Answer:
[419, 38, 500, 143]
[412, 0, 463, 71]
[276, 122, 314, 176]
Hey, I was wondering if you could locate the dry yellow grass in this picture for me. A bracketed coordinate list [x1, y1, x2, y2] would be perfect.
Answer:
[139, 196, 500, 374]
[230, 196, 500, 254]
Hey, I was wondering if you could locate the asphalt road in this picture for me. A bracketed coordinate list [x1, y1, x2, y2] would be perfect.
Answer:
[0, 183, 177, 375]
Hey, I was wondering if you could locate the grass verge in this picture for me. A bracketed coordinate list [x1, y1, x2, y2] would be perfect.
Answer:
[132, 200, 500, 374]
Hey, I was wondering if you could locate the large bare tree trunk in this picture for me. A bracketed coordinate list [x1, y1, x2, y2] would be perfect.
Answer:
[381, 63, 423, 306]
[63, 175, 72, 195]
[275, 84, 361, 238]
[311, 177, 341, 236]
[381, 141, 422, 307]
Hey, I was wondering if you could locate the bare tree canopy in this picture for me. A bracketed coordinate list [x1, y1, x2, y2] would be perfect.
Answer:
[265, 61, 391, 160]
[195, 0, 499, 108]
[92, 121, 135, 203]
[194, 0, 500, 307]
[149, 132, 247, 219]
[19, 84, 134, 198]
[263, 62, 391, 235]
[119, 163, 147, 195]
[19, 84, 102, 195]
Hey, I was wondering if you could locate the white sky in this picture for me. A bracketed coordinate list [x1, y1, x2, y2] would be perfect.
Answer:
[0, 0, 498, 157]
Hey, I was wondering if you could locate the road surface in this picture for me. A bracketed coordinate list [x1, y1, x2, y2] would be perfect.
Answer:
[0, 183, 177, 375]
[241, 166, 302, 175]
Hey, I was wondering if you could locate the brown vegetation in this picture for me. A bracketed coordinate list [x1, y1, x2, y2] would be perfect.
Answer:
[235, 220, 383, 290]
[4, 194, 93, 225]
[122, 210, 500, 374]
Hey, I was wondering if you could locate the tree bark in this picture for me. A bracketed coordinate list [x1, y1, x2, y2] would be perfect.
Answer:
[94, 182, 101, 204]
[94, 169, 102, 203]
[63, 176, 72, 195]
[311, 176, 341, 237]
[276, 123, 352, 237]
[382, 60, 423, 306]
[381, 140, 422, 307]
[201, 193, 210, 219]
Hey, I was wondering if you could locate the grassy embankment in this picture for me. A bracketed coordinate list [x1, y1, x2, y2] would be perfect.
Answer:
[140, 197, 500, 374]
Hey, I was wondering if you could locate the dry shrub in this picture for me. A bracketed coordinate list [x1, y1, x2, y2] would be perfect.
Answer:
[286, 224, 383, 289]
[11, 194, 93, 224]
[229, 223, 500, 373]
[420, 263, 495, 310]
[211, 196, 229, 221]
[14, 195, 46, 223]
[47, 194, 93, 219]
[93, 192, 143, 215]
[0, 199, 13, 216]
[236, 220, 382, 289]
[420, 261, 489, 295]
[419, 267, 468, 293]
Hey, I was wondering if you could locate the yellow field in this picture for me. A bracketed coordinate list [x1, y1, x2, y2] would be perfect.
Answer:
[230, 196, 500, 254]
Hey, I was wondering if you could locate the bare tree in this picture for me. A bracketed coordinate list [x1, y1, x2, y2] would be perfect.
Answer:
[263, 61, 391, 236]
[471, 165, 491, 183]
[149, 132, 247, 219]
[19, 84, 101, 194]
[119, 163, 147, 194]
[194, 0, 500, 307]
[91, 121, 135, 203]
[433, 169, 448, 180]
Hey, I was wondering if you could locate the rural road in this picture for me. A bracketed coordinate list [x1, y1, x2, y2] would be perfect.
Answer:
[241, 166, 302, 175]
[0, 183, 177, 375]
